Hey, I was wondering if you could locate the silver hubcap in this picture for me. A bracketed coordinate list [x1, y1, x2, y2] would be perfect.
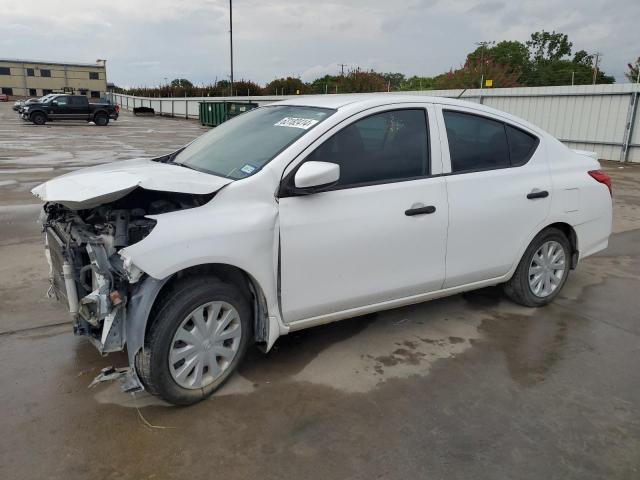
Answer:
[169, 301, 242, 389]
[528, 240, 566, 298]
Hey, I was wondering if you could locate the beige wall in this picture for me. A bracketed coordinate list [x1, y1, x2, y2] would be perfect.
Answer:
[0, 60, 107, 98]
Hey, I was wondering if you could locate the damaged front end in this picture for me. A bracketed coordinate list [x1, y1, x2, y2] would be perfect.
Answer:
[41, 188, 214, 391]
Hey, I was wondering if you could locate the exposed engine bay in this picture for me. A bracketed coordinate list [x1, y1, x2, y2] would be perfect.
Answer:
[42, 188, 215, 360]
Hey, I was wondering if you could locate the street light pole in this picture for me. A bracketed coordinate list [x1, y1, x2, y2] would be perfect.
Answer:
[592, 52, 601, 85]
[229, 0, 234, 96]
[475, 41, 492, 89]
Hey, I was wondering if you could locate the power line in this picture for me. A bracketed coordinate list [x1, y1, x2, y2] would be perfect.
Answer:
[338, 64, 348, 76]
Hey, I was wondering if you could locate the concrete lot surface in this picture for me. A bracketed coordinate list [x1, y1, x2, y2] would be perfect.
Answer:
[0, 102, 639, 479]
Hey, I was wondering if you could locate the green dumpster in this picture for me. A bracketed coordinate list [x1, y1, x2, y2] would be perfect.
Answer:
[199, 101, 258, 127]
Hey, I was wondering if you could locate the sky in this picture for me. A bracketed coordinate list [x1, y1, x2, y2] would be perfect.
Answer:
[1, 0, 638, 87]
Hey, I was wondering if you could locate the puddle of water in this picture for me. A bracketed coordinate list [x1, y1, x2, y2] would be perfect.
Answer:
[292, 299, 490, 393]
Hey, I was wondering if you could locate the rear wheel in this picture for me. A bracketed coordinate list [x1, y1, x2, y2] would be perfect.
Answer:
[94, 113, 109, 126]
[504, 228, 571, 307]
[31, 112, 46, 125]
[135, 275, 252, 405]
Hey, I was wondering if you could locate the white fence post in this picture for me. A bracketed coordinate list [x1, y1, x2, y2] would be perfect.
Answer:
[621, 91, 639, 162]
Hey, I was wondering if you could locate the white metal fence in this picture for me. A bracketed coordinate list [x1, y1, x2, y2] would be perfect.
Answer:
[109, 83, 640, 162]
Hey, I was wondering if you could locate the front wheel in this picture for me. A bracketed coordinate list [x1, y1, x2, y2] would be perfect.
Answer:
[135, 276, 252, 405]
[31, 112, 46, 125]
[504, 228, 571, 307]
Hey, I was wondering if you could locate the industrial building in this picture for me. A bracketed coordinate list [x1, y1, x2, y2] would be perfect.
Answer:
[0, 59, 108, 99]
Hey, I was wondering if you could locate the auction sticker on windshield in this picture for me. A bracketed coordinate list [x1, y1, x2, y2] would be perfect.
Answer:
[274, 117, 319, 129]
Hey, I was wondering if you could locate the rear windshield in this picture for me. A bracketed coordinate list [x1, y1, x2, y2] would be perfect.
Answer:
[173, 105, 334, 179]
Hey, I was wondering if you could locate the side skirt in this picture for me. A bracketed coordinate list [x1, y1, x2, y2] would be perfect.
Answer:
[285, 275, 510, 333]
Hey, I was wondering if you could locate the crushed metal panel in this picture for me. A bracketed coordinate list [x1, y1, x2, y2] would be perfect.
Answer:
[31, 158, 232, 209]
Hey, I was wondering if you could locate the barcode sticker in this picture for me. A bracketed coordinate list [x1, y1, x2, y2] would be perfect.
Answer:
[274, 117, 319, 130]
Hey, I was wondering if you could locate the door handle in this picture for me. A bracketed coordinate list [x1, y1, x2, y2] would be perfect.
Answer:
[527, 190, 549, 200]
[405, 205, 436, 216]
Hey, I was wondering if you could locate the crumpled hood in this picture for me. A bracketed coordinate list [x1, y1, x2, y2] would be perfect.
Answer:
[31, 158, 232, 209]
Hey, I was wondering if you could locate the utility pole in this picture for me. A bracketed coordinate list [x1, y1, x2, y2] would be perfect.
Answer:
[229, 0, 234, 96]
[592, 52, 601, 85]
[475, 41, 493, 89]
[338, 64, 347, 76]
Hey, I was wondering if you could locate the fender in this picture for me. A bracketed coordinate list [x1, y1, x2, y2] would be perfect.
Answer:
[123, 275, 171, 391]
[29, 108, 47, 118]
[122, 266, 287, 392]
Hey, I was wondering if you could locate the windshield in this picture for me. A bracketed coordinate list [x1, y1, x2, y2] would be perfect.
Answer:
[173, 105, 334, 179]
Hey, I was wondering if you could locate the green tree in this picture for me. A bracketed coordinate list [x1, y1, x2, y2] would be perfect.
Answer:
[398, 76, 435, 91]
[434, 58, 521, 89]
[263, 77, 308, 95]
[170, 78, 194, 88]
[468, 40, 531, 80]
[526, 31, 572, 62]
[339, 69, 388, 92]
[308, 74, 340, 94]
[382, 72, 406, 90]
[626, 57, 640, 82]
[462, 31, 615, 87]
[231, 80, 262, 96]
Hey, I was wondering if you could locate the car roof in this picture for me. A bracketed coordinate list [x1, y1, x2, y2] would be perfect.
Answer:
[272, 93, 546, 136]
[273, 93, 482, 109]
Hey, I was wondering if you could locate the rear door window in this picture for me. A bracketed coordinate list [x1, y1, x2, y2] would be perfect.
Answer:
[70, 96, 87, 106]
[443, 111, 509, 172]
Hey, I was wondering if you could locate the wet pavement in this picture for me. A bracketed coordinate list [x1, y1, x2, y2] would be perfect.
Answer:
[1, 102, 639, 479]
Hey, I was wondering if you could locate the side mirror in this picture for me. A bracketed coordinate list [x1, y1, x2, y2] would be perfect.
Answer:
[294, 161, 340, 192]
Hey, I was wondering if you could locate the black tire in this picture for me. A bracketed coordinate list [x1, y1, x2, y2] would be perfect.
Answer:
[135, 275, 252, 405]
[503, 227, 571, 307]
[94, 113, 109, 126]
[31, 112, 46, 125]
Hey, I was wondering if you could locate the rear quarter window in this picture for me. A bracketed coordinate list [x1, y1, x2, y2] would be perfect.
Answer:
[506, 125, 539, 166]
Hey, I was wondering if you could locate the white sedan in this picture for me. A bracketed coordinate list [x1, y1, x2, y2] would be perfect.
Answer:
[33, 94, 613, 405]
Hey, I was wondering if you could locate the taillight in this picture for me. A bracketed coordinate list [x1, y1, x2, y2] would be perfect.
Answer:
[588, 170, 612, 196]
[115, 104, 120, 113]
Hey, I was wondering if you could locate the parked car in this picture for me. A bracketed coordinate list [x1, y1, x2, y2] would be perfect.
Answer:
[21, 94, 119, 125]
[32, 95, 613, 405]
[0, 93, 8, 102]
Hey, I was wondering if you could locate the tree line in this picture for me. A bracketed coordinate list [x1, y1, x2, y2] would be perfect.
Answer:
[116, 31, 637, 97]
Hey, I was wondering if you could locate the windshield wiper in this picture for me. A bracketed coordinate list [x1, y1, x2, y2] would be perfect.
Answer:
[168, 147, 185, 162]
[174, 162, 200, 172]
